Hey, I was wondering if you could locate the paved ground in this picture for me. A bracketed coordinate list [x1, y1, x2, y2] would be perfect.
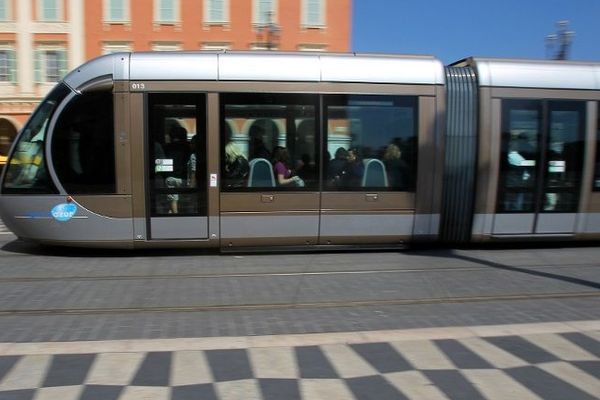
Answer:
[0, 229, 599, 399]
[1, 322, 599, 400]
[0, 219, 9, 235]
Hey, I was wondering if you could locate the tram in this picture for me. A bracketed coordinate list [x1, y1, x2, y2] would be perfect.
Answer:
[0, 52, 599, 249]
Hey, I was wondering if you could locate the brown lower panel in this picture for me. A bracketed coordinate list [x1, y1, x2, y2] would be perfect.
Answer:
[321, 192, 415, 211]
[575, 233, 600, 241]
[221, 236, 317, 248]
[318, 235, 411, 245]
[133, 239, 219, 250]
[220, 192, 320, 213]
[586, 193, 600, 212]
[73, 195, 132, 218]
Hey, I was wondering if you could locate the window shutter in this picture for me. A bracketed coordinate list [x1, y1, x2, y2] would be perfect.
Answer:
[58, 50, 68, 79]
[8, 50, 16, 83]
[0, 0, 7, 21]
[34, 50, 42, 83]
[306, 0, 321, 25]
[210, 0, 224, 22]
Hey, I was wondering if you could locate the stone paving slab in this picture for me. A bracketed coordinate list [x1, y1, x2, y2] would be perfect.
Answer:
[0, 219, 9, 235]
[0, 295, 599, 343]
[0, 322, 599, 400]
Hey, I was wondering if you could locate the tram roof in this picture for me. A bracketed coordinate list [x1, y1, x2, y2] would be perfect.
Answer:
[455, 57, 600, 90]
[63, 51, 446, 91]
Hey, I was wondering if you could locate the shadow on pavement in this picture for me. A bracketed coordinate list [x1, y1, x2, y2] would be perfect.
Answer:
[1, 238, 219, 258]
[406, 245, 600, 291]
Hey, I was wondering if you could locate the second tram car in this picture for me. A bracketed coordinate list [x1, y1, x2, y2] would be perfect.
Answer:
[0, 52, 599, 249]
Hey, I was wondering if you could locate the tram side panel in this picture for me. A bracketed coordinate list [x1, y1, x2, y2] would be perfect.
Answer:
[0, 82, 136, 248]
[577, 100, 600, 240]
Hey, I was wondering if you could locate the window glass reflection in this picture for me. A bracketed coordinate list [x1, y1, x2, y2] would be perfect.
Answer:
[324, 95, 418, 191]
[221, 93, 318, 191]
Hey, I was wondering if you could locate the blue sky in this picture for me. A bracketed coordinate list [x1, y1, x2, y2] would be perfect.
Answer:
[352, 0, 600, 65]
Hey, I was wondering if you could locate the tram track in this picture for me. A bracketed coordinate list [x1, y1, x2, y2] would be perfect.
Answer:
[0, 263, 596, 284]
[0, 290, 599, 317]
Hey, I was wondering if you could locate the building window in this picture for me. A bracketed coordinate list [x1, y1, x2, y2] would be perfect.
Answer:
[155, 0, 179, 23]
[105, 0, 130, 22]
[102, 42, 133, 55]
[298, 44, 327, 52]
[0, 0, 11, 21]
[152, 42, 182, 52]
[34, 48, 68, 83]
[201, 42, 231, 51]
[302, 0, 325, 27]
[205, 0, 228, 24]
[38, 0, 62, 22]
[254, 0, 276, 25]
[0, 49, 15, 82]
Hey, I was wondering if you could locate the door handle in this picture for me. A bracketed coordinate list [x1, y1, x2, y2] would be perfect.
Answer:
[261, 194, 275, 203]
[365, 193, 379, 202]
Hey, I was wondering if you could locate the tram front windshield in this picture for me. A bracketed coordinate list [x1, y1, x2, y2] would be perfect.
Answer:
[1, 83, 71, 193]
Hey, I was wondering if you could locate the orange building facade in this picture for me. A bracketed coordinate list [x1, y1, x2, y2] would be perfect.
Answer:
[86, 0, 350, 54]
[0, 0, 351, 168]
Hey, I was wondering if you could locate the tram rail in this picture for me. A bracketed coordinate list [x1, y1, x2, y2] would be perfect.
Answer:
[0, 290, 598, 317]
[0, 262, 595, 284]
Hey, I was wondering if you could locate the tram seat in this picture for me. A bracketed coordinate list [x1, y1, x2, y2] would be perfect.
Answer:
[362, 158, 389, 187]
[248, 158, 276, 187]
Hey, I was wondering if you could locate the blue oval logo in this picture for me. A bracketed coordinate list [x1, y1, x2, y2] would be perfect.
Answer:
[51, 203, 77, 222]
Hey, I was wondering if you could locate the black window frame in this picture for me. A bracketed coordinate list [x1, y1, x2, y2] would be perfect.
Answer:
[322, 94, 419, 192]
[1, 83, 70, 194]
[220, 92, 320, 192]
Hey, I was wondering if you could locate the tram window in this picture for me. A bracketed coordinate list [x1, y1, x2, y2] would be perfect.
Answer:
[148, 94, 207, 216]
[595, 102, 600, 190]
[51, 90, 116, 194]
[2, 83, 70, 194]
[497, 101, 540, 213]
[544, 101, 585, 212]
[497, 100, 585, 213]
[221, 93, 318, 191]
[324, 95, 418, 191]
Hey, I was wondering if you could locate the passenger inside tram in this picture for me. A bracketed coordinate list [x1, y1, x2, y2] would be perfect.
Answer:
[272, 146, 304, 187]
[224, 141, 249, 188]
[383, 143, 409, 190]
[164, 126, 190, 214]
[505, 132, 536, 211]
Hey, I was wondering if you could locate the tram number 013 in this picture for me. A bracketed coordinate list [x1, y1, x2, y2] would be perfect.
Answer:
[131, 83, 146, 90]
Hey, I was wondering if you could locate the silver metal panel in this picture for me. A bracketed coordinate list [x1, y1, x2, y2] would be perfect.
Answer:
[133, 217, 146, 241]
[473, 58, 598, 89]
[219, 53, 321, 82]
[535, 213, 576, 233]
[130, 52, 218, 81]
[221, 214, 319, 238]
[581, 212, 600, 233]
[63, 53, 130, 91]
[150, 216, 208, 239]
[0, 196, 133, 242]
[492, 213, 535, 234]
[320, 55, 445, 85]
[412, 213, 440, 236]
[320, 214, 414, 237]
[472, 213, 495, 236]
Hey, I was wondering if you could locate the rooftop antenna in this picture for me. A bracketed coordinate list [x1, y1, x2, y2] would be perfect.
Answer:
[545, 20, 575, 60]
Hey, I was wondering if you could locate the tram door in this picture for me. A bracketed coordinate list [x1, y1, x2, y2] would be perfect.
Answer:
[493, 100, 585, 235]
[147, 93, 208, 239]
